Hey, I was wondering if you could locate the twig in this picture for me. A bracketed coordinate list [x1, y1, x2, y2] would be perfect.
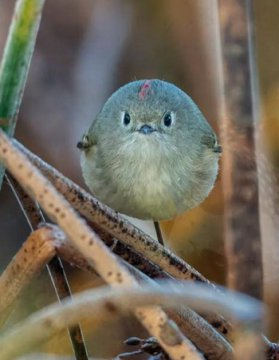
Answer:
[0, 282, 263, 360]
[6, 175, 89, 360]
[48, 258, 89, 360]
[0, 130, 203, 360]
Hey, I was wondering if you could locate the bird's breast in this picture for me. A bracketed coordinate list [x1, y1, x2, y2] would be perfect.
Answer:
[83, 136, 219, 220]
[110, 140, 181, 218]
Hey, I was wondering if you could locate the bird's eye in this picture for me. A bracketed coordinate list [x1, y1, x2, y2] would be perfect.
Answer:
[163, 112, 173, 127]
[122, 112, 131, 126]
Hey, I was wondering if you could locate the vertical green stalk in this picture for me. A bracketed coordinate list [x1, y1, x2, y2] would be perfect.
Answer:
[0, 0, 45, 185]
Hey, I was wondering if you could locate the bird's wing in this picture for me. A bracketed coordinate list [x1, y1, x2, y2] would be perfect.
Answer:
[201, 132, 222, 154]
[77, 117, 99, 151]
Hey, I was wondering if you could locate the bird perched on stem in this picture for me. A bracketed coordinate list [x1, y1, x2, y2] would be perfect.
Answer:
[78, 79, 221, 221]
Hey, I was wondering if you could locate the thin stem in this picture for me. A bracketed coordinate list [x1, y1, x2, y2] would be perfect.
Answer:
[5, 174, 89, 360]
[47, 257, 89, 360]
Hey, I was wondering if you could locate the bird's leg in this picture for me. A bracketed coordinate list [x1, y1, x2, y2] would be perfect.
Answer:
[154, 221, 164, 245]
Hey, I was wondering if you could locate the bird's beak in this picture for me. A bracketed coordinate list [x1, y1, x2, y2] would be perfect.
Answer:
[138, 124, 156, 135]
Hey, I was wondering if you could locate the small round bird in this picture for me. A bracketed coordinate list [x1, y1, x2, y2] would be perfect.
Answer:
[78, 79, 221, 220]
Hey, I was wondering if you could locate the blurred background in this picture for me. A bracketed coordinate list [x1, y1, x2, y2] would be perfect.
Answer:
[0, 0, 279, 357]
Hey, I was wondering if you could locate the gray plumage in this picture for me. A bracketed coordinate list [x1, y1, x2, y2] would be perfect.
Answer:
[79, 79, 221, 220]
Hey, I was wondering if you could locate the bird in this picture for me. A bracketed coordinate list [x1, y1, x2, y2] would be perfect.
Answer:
[78, 79, 221, 221]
